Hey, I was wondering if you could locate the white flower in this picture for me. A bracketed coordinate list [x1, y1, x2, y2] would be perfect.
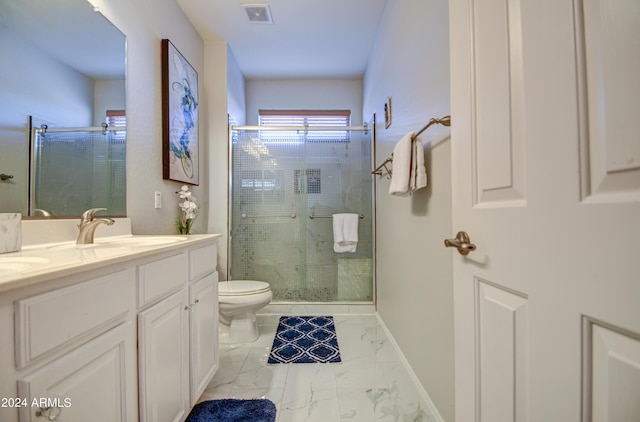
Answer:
[178, 185, 195, 200]
[176, 186, 198, 217]
[175, 185, 199, 234]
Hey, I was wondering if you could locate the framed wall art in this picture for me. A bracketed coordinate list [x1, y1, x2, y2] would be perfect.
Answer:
[162, 39, 199, 185]
[384, 96, 392, 129]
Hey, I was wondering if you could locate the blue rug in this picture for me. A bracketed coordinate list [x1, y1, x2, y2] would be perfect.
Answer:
[268, 316, 341, 364]
[186, 399, 276, 422]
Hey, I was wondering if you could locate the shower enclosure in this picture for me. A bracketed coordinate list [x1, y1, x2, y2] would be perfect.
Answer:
[30, 122, 126, 217]
[229, 123, 374, 302]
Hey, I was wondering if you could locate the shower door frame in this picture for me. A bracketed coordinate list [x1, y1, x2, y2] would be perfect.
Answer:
[227, 121, 377, 304]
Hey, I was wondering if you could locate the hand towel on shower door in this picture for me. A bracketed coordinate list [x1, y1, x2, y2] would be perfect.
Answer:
[333, 213, 359, 253]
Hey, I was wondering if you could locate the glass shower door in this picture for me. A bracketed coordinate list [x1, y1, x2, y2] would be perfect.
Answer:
[230, 128, 373, 302]
[303, 130, 373, 301]
[230, 129, 309, 300]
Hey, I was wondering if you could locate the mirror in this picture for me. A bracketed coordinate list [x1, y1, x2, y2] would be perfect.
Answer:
[0, 0, 126, 217]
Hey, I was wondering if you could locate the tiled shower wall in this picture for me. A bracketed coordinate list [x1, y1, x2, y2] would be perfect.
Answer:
[230, 130, 373, 302]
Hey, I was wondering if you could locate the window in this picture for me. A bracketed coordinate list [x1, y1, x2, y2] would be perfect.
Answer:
[106, 110, 126, 127]
[294, 169, 321, 194]
[237, 170, 284, 202]
[106, 110, 126, 142]
[258, 110, 351, 143]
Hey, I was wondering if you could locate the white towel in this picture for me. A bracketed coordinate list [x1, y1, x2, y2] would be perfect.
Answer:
[388, 132, 415, 195]
[411, 136, 427, 192]
[332, 213, 359, 253]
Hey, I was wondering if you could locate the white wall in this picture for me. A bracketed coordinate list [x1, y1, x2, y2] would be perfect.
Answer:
[204, 39, 233, 279]
[362, 1, 454, 420]
[88, 0, 210, 235]
[93, 79, 126, 125]
[0, 25, 95, 128]
[245, 79, 363, 125]
[227, 47, 246, 126]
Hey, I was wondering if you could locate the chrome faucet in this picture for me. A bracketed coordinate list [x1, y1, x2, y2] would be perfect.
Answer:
[76, 208, 115, 244]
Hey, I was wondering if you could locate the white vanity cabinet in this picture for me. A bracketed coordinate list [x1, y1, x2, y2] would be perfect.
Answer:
[0, 234, 220, 422]
[0, 265, 139, 422]
[137, 242, 219, 422]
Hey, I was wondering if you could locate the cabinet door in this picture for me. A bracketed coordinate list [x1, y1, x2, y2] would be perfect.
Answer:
[138, 289, 190, 422]
[189, 271, 219, 405]
[17, 322, 135, 422]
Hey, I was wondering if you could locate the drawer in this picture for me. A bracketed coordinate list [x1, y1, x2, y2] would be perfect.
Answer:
[137, 253, 188, 308]
[189, 243, 217, 281]
[15, 269, 132, 368]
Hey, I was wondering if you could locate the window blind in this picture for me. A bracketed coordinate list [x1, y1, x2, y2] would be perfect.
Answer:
[106, 110, 126, 127]
[106, 110, 126, 142]
[258, 110, 351, 143]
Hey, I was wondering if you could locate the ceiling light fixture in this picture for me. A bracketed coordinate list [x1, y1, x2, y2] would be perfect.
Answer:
[240, 2, 273, 24]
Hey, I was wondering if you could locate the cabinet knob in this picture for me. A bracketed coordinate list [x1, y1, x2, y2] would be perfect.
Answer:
[36, 406, 61, 421]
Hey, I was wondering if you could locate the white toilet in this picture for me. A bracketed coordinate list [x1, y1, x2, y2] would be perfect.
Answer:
[218, 280, 272, 343]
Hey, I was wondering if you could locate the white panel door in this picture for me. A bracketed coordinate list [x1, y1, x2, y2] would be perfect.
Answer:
[449, 0, 640, 421]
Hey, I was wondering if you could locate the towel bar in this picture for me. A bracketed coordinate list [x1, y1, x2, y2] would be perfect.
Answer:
[309, 214, 364, 219]
[240, 213, 297, 219]
[372, 114, 451, 180]
[372, 157, 393, 178]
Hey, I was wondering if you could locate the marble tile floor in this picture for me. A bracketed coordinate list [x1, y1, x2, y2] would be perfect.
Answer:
[197, 313, 440, 421]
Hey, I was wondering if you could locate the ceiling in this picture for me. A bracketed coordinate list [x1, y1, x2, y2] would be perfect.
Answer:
[0, 0, 386, 80]
[177, 0, 388, 79]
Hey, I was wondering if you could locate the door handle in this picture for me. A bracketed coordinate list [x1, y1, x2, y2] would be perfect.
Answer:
[444, 231, 477, 255]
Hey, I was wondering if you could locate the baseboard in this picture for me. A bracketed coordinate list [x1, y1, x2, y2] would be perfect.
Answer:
[375, 313, 445, 422]
[261, 302, 376, 315]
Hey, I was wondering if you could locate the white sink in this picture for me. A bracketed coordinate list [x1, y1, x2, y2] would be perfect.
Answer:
[46, 243, 131, 259]
[40, 236, 188, 264]
[97, 236, 188, 247]
[47, 236, 187, 251]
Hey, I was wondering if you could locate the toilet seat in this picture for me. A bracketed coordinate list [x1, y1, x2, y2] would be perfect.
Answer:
[219, 280, 270, 296]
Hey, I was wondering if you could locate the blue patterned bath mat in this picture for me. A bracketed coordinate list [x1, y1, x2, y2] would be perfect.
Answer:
[186, 399, 276, 422]
[268, 316, 341, 364]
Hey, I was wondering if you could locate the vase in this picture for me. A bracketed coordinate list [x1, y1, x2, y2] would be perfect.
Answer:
[177, 217, 194, 235]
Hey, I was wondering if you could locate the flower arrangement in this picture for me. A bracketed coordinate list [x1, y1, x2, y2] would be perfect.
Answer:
[176, 185, 198, 235]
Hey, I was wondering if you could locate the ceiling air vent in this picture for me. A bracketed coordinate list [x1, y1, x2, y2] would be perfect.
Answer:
[240, 3, 273, 24]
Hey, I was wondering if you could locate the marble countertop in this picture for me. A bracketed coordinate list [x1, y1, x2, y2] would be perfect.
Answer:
[0, 233, 221, 294]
